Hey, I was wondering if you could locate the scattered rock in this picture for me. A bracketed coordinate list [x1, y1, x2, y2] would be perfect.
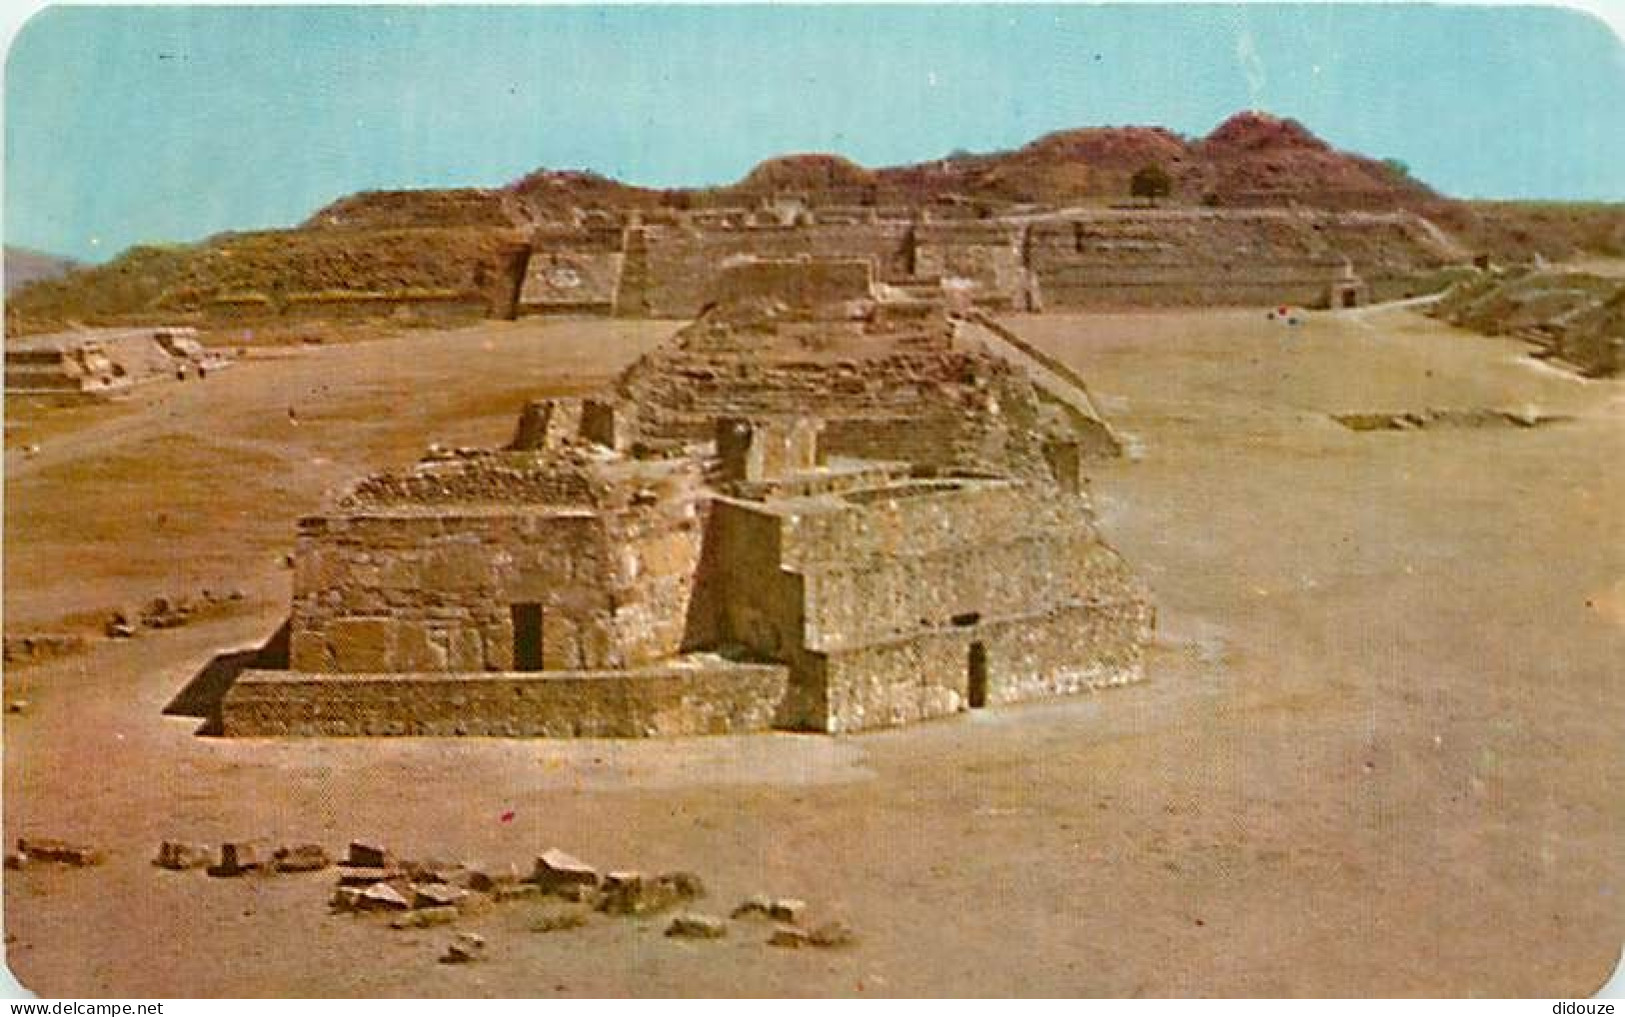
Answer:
[7, 700, 28, 715]
[337, 863, 404, 886]
[532, 848, 599, 892]
[104, 612, 137, 639]
[768, 920, 855, 949]
[596, 870, 703, 917]
[808, 920, 856, 948]
[439, 932, 486, 964]
[329, 887, 365, 913]
[413, 883, 470, 909]
[154, 841, 212, 871]
[4, 852, 26, 871]
[345, 841, 394, 869]
[404, 859, 464, 884]
[17, 837, 103, 867]
[732, 895, 806, 923]
[3, 633, 87, 666]
[206, 840, 267, 877]
[768, 926, 811, 949]
[273, 843, 331, 873]
[666, 913, 728, 940]
[391, 907, 459, 930]
[358, 881, 413, 912]
[530, 909, 589, 934]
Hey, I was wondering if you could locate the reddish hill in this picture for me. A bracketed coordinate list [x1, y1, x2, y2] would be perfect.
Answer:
[1195, 112, 1434, 207]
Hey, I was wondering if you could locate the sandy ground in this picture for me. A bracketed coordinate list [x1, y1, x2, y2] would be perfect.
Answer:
[2, 306, 1620, 997]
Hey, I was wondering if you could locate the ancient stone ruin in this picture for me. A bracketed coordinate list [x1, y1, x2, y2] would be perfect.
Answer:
[5, 326, 230, 402]
[221, 261, 1154, 737]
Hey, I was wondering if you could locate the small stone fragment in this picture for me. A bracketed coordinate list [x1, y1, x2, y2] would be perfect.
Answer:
[154, 841, 211, 871]
[273, 843, 331, 873]
[18, 837, 104, 867]
[768, 926, 811, 949]
[768, 898, 806, 924]
[336, 864, 403, 886]
[4, 852, 25, 871]
[206, 840, 265, 877]
[666, 913, 728, 940]
[532, 848, 599, 892]
[413, 883, 470, 909]
[329, 887, 364, 913]
[358, 881, 413, 911]
[809, 920, 856, 948]
[657, 871, 706, 900]
[345, 841, 393, 869]
[7, 700, 28, 715]
[597, 871, 685, 916]
[731, 895, 773, 919]
[439, 931, 486, 964]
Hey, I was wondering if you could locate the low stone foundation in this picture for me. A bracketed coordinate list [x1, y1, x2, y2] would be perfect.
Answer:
[221, 661, 789, 737]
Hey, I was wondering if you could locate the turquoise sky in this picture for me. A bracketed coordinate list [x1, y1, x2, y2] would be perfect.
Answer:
[5, 4, 1623, 263]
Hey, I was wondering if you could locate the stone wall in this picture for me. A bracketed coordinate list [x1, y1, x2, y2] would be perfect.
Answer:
[817, 600, 1149, 733]
[623, 221, 913, 317]
[221, 662, 789, 737]
[704, 258, 874, 310]
[702, 480, 1153, 733]
[1025, 209, 1454, 308]
[288, 471, 708, 675]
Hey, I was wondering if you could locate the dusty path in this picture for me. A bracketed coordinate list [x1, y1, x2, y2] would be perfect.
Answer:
[4, 306, 1620, 996]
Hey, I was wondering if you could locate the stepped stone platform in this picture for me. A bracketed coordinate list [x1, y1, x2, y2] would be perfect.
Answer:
[6, 326, 230, 402]
[217, 261, 1154, 737]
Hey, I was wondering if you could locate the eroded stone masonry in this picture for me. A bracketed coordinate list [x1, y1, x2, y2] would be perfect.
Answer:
[222, 261, 1154, 737]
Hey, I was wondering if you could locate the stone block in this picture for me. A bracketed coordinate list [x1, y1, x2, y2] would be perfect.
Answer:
[154, 841, 211, 871]
[273, 843, 332, 873]
[358, 881, 413, 911]
[439, 932, 486, 964]
[345, 841, 394, 869]
[413, 883, 470, 909]
[532, 848, 600, 891]
[665, 913, 728, 939]
[207, 840, 266, 877]
[327, 618, 393, 671]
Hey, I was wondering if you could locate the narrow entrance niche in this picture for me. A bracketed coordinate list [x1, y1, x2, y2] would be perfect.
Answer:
[967, 641, 989, 708]
[512, 603, 545, 671]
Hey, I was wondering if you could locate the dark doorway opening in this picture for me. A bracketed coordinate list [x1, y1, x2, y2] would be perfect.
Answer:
[1342, 289, 1358, 308]
[512, 604, 544, 671]
[967, 641, 988, 708]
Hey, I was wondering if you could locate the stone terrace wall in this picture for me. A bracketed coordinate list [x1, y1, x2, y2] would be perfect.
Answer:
[705, 258, 874, 309]
[913, 220, 1027, 307]
[625, 221, 912, 317]
[221, 663, 789, 737]
[1027, 210, 1453, 307]
[618, 344, 1056, 479]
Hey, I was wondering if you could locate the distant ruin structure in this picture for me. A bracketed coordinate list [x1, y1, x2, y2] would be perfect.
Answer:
[221, 262, 1154, 737]
[4, 326, 230, 402]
